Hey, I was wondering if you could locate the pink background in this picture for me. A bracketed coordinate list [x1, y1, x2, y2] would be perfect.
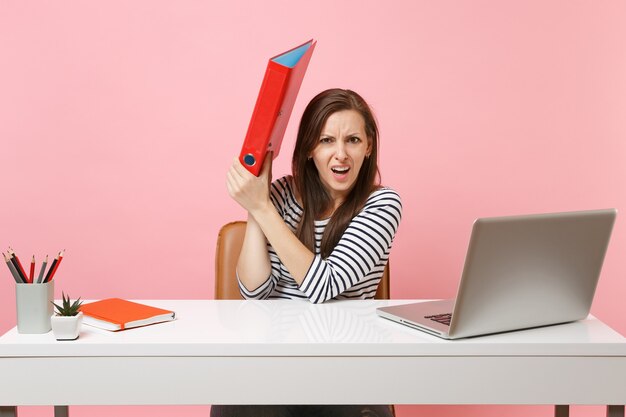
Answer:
[1, 1, 624, 416]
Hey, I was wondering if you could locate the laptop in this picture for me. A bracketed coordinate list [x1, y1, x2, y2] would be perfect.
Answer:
[376, 209, 617, 339]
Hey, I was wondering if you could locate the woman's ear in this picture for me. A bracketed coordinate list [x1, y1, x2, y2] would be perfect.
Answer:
[366, 138, 373, 158]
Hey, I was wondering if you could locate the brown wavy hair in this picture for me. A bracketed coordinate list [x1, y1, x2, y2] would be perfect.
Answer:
[292, 88, 380, 258]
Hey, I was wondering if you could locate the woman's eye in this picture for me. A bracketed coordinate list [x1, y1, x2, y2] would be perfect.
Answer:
[349, 136, 361, 143]
[320, 137, 332, 144]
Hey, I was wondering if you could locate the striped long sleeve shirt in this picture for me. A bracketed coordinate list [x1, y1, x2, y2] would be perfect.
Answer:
[238, 175, 402, 304]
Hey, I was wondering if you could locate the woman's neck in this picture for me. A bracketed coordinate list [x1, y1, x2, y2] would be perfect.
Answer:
[318, 198, 344, 220]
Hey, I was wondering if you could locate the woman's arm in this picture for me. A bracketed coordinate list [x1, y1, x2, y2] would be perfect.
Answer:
[249, 198, 315, 283]
[235, 214, 272, 292]
[227, 156, 315, 290]
[298, 189, 402, 303]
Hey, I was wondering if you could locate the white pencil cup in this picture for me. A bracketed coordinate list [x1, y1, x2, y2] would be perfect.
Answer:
[16, 281, 54, 334]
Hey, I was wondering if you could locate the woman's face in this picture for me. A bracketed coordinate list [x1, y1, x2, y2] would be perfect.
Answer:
[310, 109, 372, 205]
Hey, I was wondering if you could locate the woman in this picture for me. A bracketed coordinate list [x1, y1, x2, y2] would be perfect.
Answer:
[217, 89, 402, 417]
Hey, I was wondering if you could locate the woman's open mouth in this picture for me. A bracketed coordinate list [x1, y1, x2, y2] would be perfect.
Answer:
[331, 166, 350, 180]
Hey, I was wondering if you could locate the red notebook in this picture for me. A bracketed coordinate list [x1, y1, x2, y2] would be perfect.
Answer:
[239, 39, 316, 175]
[80, 298, 176, 331]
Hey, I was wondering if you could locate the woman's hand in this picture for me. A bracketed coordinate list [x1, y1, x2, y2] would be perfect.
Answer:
[226, 152, 273, 214]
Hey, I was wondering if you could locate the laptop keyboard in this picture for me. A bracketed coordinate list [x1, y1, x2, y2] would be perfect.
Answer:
[425, 313, 452, 326]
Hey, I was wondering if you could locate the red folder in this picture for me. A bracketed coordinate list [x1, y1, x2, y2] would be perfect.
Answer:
[239, 39, 316, 176]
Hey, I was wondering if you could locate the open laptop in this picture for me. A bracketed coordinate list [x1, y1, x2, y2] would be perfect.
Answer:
[376, 209, 617, 339]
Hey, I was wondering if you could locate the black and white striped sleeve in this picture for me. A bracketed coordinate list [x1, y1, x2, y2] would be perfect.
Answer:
[298, 188, 402, 304]
[237, 269, 275, 299]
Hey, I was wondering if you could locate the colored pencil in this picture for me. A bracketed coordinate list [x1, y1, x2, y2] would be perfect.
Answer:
[8, 250, 28, 283]
[43, 254, 58, 283]
[45, 250, 64, 283]
[29, 255, 35, 283]
[36, 255, 48, 284]
[4, 252, 23, 283]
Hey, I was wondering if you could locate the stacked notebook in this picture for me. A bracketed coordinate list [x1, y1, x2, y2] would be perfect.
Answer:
[80, 298, 176, 331]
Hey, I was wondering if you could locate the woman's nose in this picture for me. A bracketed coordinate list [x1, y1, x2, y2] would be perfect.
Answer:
[334, 143, 347, 160]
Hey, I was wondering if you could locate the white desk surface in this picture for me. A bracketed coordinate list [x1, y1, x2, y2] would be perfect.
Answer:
[0, 299, 624, 356]
[1, 299, 625, 407]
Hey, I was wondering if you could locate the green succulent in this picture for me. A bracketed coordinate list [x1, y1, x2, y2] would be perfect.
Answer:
[52, 292, 83, 317]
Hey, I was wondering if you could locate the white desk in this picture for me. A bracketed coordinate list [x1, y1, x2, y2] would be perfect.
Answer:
[1, 300, 625, 417]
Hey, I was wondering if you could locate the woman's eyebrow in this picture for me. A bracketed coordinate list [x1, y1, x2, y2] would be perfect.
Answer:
[339, 132, 362, 138]
[321, 132, 361, 136]
[320, 131, 362, 138]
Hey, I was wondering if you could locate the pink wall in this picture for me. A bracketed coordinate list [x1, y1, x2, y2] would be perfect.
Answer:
[1, 1, 624, 416]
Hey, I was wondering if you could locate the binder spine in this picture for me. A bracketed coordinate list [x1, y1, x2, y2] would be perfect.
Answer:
[240, 62, 290, 176]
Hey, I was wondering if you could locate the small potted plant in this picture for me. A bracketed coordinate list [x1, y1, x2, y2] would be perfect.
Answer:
[51, 292, 83, 340]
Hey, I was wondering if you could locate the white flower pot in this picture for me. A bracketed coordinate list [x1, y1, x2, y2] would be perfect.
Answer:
[51, 312, 83, 340]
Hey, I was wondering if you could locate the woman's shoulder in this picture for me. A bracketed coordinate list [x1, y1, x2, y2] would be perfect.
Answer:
[353, 186, 402, 234]
[271, 175, 296, 197]
[270, 175, 301, 212]
[365, 185, 402, 208]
